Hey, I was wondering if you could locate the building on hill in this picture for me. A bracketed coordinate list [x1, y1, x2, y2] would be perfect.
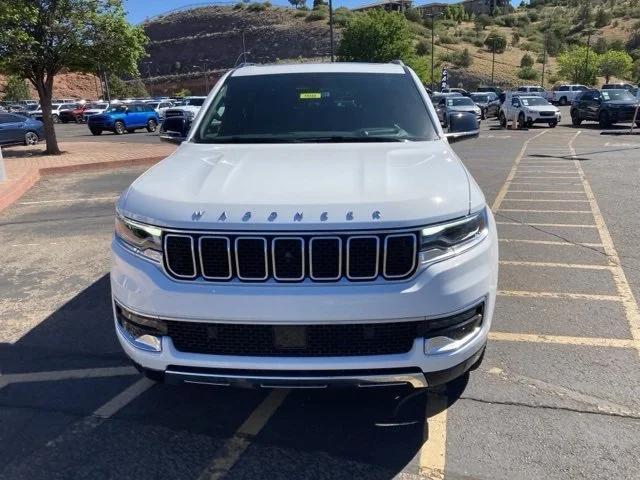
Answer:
[352, 0, 412, 13]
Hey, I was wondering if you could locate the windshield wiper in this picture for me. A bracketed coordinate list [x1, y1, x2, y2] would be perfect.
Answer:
[205, 136, 300, 143]
[293, 136, 406, 143]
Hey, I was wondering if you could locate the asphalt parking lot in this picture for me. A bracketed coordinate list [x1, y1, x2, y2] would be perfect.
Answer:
[1, 110, 640, 479]
[54, 122, 161, 144]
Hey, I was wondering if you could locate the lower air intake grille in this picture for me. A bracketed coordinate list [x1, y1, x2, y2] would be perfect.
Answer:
[166, 303, 484, 357]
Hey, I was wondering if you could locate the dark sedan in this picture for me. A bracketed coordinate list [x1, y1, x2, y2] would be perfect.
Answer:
[0, 113, 44, 147]
[571, 89, 640, 128]
[470, 92, 501, 119]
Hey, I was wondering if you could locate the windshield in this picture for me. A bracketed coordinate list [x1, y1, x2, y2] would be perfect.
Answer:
[447, 98, 475, 107]
[521, 97, 549, 106]
[470, 94, 489, 102]
[147, 102, 159, 108]
[106, 105, 127, 113]
[601, 90, 636, 101]
[194, 72, 437, 143]
[185, 98, 205, 106]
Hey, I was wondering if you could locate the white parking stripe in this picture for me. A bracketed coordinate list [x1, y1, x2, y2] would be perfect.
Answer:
[18, 196, 119, 205]
[496, 221, 597, 228]
[499, 238, 603, 248]
[0, 366, 137, 385]
[500, 260, 612, 270]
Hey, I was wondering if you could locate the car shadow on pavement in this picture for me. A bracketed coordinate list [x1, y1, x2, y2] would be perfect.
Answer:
[0, 274, 466, 479]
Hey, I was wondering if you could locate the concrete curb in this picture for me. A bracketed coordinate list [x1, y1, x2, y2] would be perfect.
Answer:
[0, 155, 163, 213]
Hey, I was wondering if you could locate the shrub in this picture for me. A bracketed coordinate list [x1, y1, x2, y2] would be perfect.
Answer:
[294, 10, 307, 17]
[305, 9, 326, 21]
[333, 7, 352, 27]
[594, 8, 611, 28]
[520, 53, 534, 68]
[233, 2, 244, 9]
[484, 30, 507, 53]
[247, 2, 266, 11]
[511, 31, 520, 46]
[404, 8, 422, 24]
[518, 67, 539, 80]
[474, 13, 492, 31]
[437, 33, 455, 44]
[415, 39, 431, 56]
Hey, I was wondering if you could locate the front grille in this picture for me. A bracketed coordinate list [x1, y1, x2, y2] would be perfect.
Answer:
[166, 302, 484, 357]
[163, 231, 418, 283]
[165, 109, 185, 118]
[539, 111, 555, 117]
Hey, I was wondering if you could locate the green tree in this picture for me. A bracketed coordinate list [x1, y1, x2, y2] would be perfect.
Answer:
[474, 14, 492, 32]
[127, 77, 149, 98]
[484, 30, 507, 53]
[1, 75, 31, 101]
[338, 10, 413, 63]
[312, 0, 326, 7]
[174, 88, 192, 97]
[520, 53, 534, 68]
[556, 46, 600, 85]
[594, 8, 611, 28]
[289, 0, 307, 9]
[0, 0, 148, 154]
[598, 50, 633, 83]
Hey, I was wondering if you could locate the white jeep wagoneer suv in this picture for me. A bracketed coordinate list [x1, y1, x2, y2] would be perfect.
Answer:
[111, 62, 498, 389]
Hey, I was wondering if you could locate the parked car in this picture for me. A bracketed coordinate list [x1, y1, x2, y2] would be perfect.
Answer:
[570, 89, 640, 128]
[441, 87, 470, 97]
[82, 102, 109, 121]
[162, 96, 206, 122]
[0, 113, 44, 146]
[146, 100, 175, 121]
[59, 104, 88, 123]
[516, 85, 547, 97]
[470, 92, 501, 119]
[32, 103, 76, 123]
[435, 95, 482, 126]
[476, 86, 503, 95]
[602, 83, 638, 96]
[87, 103, 160, 135]
[550, 84, 588, 106]
[112, 62, 497, 390]
[499, 93, 561, 128]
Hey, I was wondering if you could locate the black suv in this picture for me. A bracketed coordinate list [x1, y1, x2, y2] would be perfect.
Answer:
[570, 89, 639, 128]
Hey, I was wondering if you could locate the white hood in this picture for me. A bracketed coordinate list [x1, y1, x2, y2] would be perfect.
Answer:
[118, 141, 479, 231]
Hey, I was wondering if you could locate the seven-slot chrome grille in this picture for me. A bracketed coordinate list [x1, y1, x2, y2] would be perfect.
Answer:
[163, 231, 418, 282]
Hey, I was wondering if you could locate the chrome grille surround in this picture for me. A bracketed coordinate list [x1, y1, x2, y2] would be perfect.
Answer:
[163, 228, 420, 283]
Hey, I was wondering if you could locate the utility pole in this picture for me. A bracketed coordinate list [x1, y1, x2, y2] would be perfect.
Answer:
[541, 35, 547, 88]
[242, 31, 247, 62]
[424, 12, 441, 92]
[144, 61, 153, 97]
[329, 0, 334, 62]
[584, 30, 592, 85]
[491, 38, 496, 85]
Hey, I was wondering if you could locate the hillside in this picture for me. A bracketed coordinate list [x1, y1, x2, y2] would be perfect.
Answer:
[143, 5, 338, 94]
[0, 72, 100, 102]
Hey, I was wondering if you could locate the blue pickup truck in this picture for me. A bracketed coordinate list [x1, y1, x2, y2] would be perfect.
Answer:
[87, 103, 159, 135]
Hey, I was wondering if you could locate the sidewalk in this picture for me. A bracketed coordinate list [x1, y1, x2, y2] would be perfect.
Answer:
[0, 141, 176, 212]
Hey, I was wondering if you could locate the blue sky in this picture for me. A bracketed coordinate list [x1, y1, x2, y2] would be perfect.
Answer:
[124, 0, 521, 24]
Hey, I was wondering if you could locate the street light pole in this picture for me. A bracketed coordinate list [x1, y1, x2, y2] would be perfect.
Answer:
[424, 12, 440, 92]
[541, 35, 547, 88]
[144, 61, 153, 97]
[491, 38, 496, 85]
[329, 0, 334, 62]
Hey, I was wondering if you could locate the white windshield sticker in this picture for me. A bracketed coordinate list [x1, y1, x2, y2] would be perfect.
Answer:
[602, 92, 610, 100]
[522, 99, 529, 106]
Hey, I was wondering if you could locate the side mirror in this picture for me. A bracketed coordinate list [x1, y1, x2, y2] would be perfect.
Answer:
[444, 112, 479, 143]
[160, 116, 189, 145]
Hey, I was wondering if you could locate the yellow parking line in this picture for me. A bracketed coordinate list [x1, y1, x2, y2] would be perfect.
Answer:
[489, 331, 636, 349]
[499, 260, 611, 270]
[491, 130, 549, 212]
[197, 389, 289, 480]
[498, 290, 622, 302]
[503, 198, 589, 203]
[508, 190, 585, 193]
[569, 132, 640, 357]
[499, 238, 604, 248]
[419, 389, 447, 479]
[0, 366, 138, 385]
[499, 208, 591, 213]
[496, 221, 597, 228]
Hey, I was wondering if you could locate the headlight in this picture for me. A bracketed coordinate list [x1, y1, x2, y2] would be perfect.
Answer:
[185, 110, 195, 120]
[115, 214, 163, 262]
[419, 208, 488, 266]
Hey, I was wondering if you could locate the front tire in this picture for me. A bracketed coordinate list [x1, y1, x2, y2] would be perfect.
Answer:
[114, 121, 126, 135]
[559, 96, 568, 106]
[52, 114, 60, 123]
[518, 112, 526, 129]
[89, 128, 102, 136]
[598, 111, 611, 129]
[146, 119, 158, 132]
[571, 111, 582, 126]
[549, 121, 557, 128]
[499, 112, 507, 128]
[24, 131, 39, 146]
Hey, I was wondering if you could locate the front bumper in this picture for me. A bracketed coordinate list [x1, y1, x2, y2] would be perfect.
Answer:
[111, 216, 498, 388]
[526, 113, 561, 124]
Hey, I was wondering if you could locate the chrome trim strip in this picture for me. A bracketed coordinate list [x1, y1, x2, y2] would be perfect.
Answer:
[164, 234, 197, 279]
[383, 233, 418, 279]
[234, 237, 269, 281]
[346, 236, 380, 280]
[272, 237, 305, 281]
[309, 236, 342, 281]
[198, 236, 233, 280]
[165, 370, 428, 389]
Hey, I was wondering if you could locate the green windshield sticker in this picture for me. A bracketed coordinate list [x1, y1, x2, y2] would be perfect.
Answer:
[300, 92, 322, 99]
